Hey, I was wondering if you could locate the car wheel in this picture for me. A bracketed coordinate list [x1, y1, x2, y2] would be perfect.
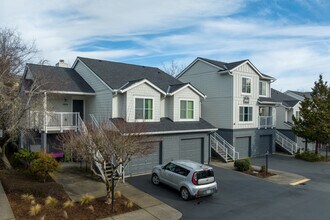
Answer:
[151, 174, 160, 185]
[180, 187, 190, 201]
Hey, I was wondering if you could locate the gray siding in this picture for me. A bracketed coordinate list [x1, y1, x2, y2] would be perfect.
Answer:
[218, 128, 275, 158]
[74, 60, 112, 122]
[178, 60, 234, 129]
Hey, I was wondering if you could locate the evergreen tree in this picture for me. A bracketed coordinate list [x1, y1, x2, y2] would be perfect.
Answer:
[293, 75, 330, 154]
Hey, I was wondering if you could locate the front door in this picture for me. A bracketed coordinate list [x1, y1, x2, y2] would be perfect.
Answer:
[73, 100, 84, 120]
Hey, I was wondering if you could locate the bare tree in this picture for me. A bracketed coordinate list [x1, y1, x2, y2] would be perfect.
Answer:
[59, 120, 155, 205]
[0, 28, 43, 168]
[161, 60, 185, 77]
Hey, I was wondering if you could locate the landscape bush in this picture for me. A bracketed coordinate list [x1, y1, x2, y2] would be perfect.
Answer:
[234, 159, 251, 171]
[295, 151, 325, 162]
[13, 149, 39, 169]
[30, 153, 60, 182]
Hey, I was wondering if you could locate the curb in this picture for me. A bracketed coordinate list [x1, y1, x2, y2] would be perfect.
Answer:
[0, 181, 15, 220]
[289, 178, 311, 186]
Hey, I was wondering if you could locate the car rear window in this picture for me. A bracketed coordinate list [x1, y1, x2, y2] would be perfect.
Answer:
[197, 169, 214, 179]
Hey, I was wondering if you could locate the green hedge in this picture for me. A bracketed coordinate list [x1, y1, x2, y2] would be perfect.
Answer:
[295, 151, 325, 162]
[234, 159, 251, 171]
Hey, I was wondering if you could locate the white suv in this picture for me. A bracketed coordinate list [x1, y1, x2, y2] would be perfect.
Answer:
[151, 160, 217, 200]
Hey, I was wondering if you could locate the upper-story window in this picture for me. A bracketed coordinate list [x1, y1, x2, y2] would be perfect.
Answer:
[135, 98, 153, 120]
[180, 100, 194, 119]
[259, 81, 267, 96]
[242, 77, 251, 94]
[295, 111, 300, 119]
[239, 106, 253, 122]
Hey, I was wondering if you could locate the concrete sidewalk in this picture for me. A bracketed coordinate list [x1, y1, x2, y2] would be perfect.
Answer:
[0, 181, 15, 220]
[211, 161, 310, 186]
[51, 163, 182, 220]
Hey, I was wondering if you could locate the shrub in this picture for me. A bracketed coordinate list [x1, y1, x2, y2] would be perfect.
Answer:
[29, 204, 42, 216]
[63, 200, 75, 208]
[295, 151, 325, 162]
[114, 191, 122, 199]
[30, 153, 60, 182]
[14, 149, 39, 169]
[21, 194, 35, 202]
[234, 159, 251, 171]
[80, 194, 95, 205]
[45, 196, 58, 206]
[124, 199, 134, 208]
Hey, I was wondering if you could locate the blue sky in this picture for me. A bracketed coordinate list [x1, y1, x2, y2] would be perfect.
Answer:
[1, 0, 330, 91]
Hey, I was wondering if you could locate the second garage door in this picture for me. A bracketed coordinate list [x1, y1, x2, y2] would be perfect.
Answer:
[235, 137, 251, 158]
[179, 138, 203, 163]
[126, 142, 161, 175]
[258, 135, 272, 156]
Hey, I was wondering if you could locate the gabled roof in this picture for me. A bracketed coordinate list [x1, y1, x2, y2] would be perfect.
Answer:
[76, 57, 183, 93]
[286, 90, 312, 100]
[177, 57, 275, 81]
[271, 89, 300, 108]
[110, 117, 217, 135]
[24, 64, 95, 94]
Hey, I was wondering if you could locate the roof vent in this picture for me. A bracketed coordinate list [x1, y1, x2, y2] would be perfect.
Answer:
[55, 59, 69, 68]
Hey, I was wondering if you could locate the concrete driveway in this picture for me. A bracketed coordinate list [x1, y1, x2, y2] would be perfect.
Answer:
[127, 155, 330, 220]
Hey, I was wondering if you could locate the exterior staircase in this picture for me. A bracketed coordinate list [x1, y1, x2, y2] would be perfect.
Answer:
[210, 132, 239, 163]
[275, 130, 301, 155]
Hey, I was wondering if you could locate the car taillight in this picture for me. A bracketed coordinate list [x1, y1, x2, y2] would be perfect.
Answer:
[192, 172, 198, 185]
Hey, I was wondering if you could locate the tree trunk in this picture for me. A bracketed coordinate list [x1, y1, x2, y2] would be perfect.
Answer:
[105, 180, 112, 204]
[1, 138, 13, 169]
[304, 139, 308, 151]
[315, 141, 319, 155]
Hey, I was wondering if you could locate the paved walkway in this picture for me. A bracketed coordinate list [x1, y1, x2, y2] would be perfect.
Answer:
[0, 181, 15, 220]
[211, 160, 310, 185]
[51, 163, 182, 220]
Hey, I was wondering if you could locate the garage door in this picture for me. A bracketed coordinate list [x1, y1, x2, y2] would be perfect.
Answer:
[235, 137, 251, 158]
[258, 135, 272, 156]
[126, 142, 161, 175]
[179, 138, 203, 163]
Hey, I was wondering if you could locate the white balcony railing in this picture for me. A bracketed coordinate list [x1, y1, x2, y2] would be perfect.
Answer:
[259, 116, 274, 129]
[30, 111, 79, 132]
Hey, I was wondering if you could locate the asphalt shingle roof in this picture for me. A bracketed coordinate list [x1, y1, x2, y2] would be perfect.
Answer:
[198, 57, 273, 79]
[78, 57, 183, 92]
[287, 90, 312, 99]
[110, 117, 217, 134]
[271, 89, 299, 107]
[26, 64, 95, 93]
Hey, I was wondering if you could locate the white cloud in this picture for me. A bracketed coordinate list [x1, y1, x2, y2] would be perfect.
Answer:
[0, 0, 329, 91]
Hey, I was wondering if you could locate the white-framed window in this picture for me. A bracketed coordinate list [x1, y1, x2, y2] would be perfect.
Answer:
[135, 98, 153, 120]
[180, 100, 194, 119]
[239, 106, 253, 122]
[259, 81, 267, 96]
[295, 111, 300, 119]
[242, 77, 251, 94]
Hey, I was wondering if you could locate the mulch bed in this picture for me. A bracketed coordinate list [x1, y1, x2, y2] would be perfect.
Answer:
[0, 169, 139, 220]
[242, 169, 276, 178]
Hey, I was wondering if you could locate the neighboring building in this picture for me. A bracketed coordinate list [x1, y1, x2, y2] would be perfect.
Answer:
[20, 57, 217, 175]
[177, 57, 277, 159]
[272, 89, 314, 152]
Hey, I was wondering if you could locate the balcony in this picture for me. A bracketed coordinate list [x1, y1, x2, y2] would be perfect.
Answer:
[30, 111, 80, 132]
[258, 116, 274, 129]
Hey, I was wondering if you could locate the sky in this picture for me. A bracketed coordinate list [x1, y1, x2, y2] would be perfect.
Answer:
[1, 0, 330, 91]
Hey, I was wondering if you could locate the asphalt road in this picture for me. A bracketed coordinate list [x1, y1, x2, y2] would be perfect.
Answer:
[127, 155, 330, 220]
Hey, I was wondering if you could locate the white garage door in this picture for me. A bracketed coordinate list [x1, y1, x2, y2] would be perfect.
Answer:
[179, 138, 203, 163]
[126, 142, 161, 175]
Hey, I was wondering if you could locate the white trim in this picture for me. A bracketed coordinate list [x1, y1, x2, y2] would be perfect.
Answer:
[120, 79, 166, 95]
[232, 60, 275, 81]
[134, 96, 155, 122]
[169, 84, 206, 99]
[238, 105, 254, 123]
[72, 58, 114, 92]
[43, 91, 95, 96]
[176, 57, 222, 79]
[241, 76, 252, 95]
[178, 99, 196, 121]
[135, 128, 218, 135]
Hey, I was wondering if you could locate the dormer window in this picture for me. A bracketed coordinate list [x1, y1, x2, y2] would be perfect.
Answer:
[180, 100, 194, 119]
[242, 77, 251, 94]
[259, 81, 267, 96]
[135, 98, 153, 120]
